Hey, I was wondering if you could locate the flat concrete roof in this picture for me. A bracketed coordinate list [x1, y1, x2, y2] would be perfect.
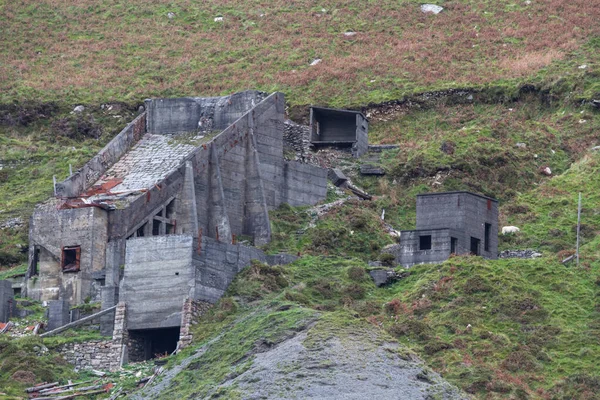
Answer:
[416, 191, 498, 202]
[311, 106, 367, 120]
[399, 228, 451, 234]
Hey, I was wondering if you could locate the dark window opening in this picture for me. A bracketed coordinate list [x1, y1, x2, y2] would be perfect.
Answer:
[31, 247, 40, 276]
[470, 237, 480, 256]
[128, 327, 180, 361]
[152, 219, 161, 236]
[13, 287, 21, 297]
[484, 223, 491, 252]
[165, 200, 176, 219]
[137, 222, 147, 237]
[61, 246, 81, 272]
[166, 223, 175, 235]
[419, 235, 432, 251]
[450, 237, 458, 254]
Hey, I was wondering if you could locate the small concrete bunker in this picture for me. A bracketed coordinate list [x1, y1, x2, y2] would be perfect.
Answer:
[394, 191, 499, 267]
[310, 106, 368, 157]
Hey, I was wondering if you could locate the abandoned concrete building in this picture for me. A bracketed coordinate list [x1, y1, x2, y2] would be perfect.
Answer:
[310, 106, 368, 157]
[391, 191, 498, 267]
[23, 91, 328, 365]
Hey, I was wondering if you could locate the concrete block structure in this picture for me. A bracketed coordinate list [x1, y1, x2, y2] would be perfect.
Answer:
[310, 107, 368, 157]
[0, 280, 14, 323]
[25, 91, 328, 360]
[394, 191, 498, 267]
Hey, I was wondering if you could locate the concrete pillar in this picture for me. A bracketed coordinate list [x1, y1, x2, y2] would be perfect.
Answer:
[177, 161, 199, 236]
[0, 280, 14, 323]
[47, 300, 70, 330]
[207, 148, 232, 242]
[243, 128, 271, 246]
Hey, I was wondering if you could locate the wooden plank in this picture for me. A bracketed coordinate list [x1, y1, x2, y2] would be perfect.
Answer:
[39, 305, 117, 337]
[25, 382, 58, 393]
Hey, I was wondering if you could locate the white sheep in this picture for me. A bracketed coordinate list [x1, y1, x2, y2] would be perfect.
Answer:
[501, 226, 520, 235]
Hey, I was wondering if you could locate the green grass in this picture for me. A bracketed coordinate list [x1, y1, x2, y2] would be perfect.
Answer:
[1, 1, 600, 106]
[159, 248, 600, 399]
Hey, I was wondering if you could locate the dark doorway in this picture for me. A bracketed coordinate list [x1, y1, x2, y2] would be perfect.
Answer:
[450, 237, 458, 254]
[128, 327, 180, 361]
[470, 237, 480, 255]
[419, 235, 432, 250]
[61, 246, 81, 272]
[484, 223, 491, 252]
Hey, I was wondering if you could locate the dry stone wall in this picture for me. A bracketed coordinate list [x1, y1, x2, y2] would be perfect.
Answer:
[177, 298, 213, 349]
[54, 302, 127, 372]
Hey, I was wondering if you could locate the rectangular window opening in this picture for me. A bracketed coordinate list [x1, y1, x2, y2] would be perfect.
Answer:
[61, 246, 81, 273]
[137, 222, 148, 237]
[152, 219, 161, 236]
[470, 237, 480, 256]
[450, 237, 458, 254]
[166, 223, 175, 235]
[165, 200, 176, 219]
[484, 223, 491, 252]
[419, 235, 432, 251]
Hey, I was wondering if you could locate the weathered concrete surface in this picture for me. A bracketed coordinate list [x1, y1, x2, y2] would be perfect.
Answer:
[310, 107, 369, 158]
[396, 191, 499, 267]
[0, 280, 14, 322]
[56, 113, 146, 198]
[193, 236, 297, 303]
[27, 207, 109, 303]
[47, 300, 70, 331]
[27, 90, 327, 325]
[121, 235, 195, 330]
[145, 91, 267, 134]
[415, 191, 498, 259]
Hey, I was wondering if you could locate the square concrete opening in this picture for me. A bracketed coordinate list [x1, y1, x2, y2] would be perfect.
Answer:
[419, 235, 432, 251]
[129, 327, 180, 361]
[310, 106, 368, 157]
[61, 246, 81, 272]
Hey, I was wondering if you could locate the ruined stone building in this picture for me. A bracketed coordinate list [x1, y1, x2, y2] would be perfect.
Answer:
[24, 91, 328, 361]
[391, 191, 498, 267]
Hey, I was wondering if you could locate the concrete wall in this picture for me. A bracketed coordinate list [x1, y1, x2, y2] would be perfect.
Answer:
[27, 207, 109, 303]
[310, 108, 357, 142]
[47, 299, 70, 331]
[354, 114, 369, 158]
[283, 161, 328, 207]
[416, 192, 498, 259]
[56, 113, 146, 198]
[0, 280, 13, 322]
[396, 229, 453, 267]
[193, 236, 269, 303]
[121, 235, 195, 330]
[145, 91, 267, 134]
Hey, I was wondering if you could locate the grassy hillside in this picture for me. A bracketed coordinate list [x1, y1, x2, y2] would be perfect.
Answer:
[1, 0, 600, 106]
[1, 0, 600, 399]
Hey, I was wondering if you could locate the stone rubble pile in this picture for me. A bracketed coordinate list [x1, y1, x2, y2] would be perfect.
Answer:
[498, 249, 542, 259]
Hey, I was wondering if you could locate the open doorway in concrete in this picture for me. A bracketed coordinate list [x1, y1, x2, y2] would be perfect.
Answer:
[128, 327, 180, 361]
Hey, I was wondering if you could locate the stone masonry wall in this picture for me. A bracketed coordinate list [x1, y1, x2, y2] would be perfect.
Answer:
[55, 302, 126, 372]
[177, 298, 213, 349]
